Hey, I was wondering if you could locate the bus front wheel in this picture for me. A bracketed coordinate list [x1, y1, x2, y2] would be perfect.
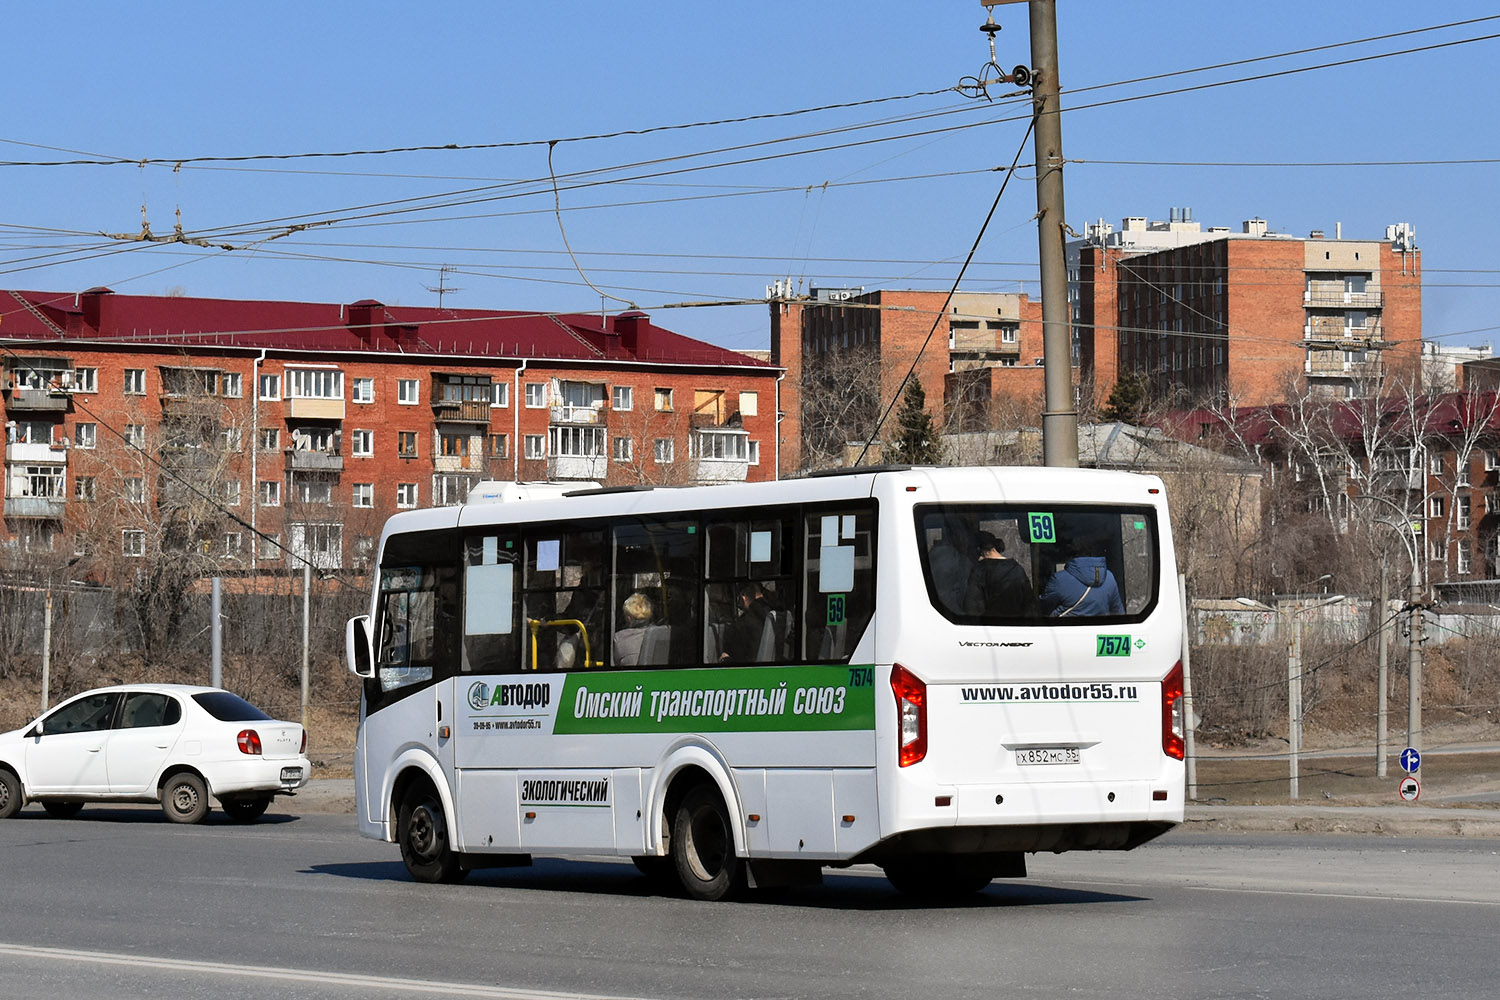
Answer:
[398, 784, 467, 884]
[671, 785, 746, 901]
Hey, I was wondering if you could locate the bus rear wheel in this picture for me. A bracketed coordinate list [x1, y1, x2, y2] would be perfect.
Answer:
[398, 784, 466, 884]
[671, 785, 745, 901]
[882, 856, 997, 898]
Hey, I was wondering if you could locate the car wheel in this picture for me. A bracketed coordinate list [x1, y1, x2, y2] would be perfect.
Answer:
[161, 773, 210, 824]
[398, 785, 465, 883]
[671, 784, 745, 901]
[0, 770, 21, 819]
[42, 800, 85, 819]
[220, 796, 272, 823]
[882, 856, 996, 899]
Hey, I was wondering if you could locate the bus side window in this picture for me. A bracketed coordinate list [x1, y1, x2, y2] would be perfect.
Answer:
[704, 515, 796, 665]
[524, 529, 607, 671]
[804, 506, 875, 662]
[463, 533, 521, 673]
[612, 518, 701, 667]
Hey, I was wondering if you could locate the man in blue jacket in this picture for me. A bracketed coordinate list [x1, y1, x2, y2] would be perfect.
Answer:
[1039, 535, 1124, 617]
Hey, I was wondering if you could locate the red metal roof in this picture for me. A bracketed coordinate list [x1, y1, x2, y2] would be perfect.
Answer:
[1, 288, 772, 369]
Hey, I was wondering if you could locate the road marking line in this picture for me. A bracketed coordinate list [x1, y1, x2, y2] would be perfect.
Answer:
[1182, 885, 1500, 907]
[0, 943, 648, 999]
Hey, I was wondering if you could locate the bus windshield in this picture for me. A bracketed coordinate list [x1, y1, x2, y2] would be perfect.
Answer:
[915, 503, 1158, 624]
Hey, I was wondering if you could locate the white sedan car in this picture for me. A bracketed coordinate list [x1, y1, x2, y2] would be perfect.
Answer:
[0, 684, 311, 824]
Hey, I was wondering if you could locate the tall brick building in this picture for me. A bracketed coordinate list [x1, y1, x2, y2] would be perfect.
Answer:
[769, 287, 1050, 473]
[3, 288, 779, 575]
[1072, 213, 1423, 408]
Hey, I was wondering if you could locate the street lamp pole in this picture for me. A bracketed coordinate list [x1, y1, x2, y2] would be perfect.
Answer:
[1357, 495, 1425, 782]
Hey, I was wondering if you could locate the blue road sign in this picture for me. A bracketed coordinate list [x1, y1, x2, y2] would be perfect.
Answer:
[1400, 747, 1421, 774]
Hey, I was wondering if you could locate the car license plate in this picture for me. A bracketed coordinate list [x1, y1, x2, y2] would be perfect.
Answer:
[1015, 747, 1079, 766]
[280, 766, 303, 783]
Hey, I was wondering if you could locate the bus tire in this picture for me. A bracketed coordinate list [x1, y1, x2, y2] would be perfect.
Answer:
[882, 856, 995, 898]
[671, 784, 746, 901]
[398, 784, 467, 884]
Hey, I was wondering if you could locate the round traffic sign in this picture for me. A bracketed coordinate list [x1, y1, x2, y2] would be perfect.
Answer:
[1399, 747, 1421, 774]
[1398, 777, 1421, 802]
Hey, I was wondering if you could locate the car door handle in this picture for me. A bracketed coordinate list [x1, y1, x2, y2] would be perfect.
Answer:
[87, 747, 102, 753]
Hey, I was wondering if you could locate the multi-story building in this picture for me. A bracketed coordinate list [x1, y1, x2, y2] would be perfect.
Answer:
[769, 286, 1049, 474]
[2, 288, 779, 574]
[1072, 211, 1423, 407]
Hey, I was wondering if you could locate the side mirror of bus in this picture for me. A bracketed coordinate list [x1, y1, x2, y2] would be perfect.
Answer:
[346, 615, 375, 678]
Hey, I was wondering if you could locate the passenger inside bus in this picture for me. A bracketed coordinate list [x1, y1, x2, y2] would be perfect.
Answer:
[1039, 532, 1124, 617]
[963, 531, 1034, 617]
[612, 591, 656, 666]
[720, 582, 779, 663]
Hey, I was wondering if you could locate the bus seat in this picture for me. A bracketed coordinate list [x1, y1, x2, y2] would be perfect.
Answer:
[705, 622, 728, 662]
[755, 611, 786, 662]
[639, 625, 672, 666]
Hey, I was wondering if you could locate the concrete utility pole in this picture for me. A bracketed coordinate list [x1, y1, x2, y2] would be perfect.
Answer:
[1284, 601, 1302, 800]
[1028, 0, 1079, 468]
[1376, 554, 1389, 778]
[1406, 539, 1423, 782]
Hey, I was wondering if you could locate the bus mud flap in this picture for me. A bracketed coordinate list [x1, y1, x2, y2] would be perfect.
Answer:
[747, 859, 823, 889]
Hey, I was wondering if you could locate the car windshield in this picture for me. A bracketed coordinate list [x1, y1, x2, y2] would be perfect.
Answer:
[915, 503, 1159, 625]
[192, 691, 273, 722]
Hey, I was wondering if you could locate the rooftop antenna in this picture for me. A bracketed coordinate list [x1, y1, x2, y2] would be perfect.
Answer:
[423, 265, 462, 309]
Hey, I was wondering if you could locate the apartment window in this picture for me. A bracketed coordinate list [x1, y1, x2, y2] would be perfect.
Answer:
[613, 437, 633, 462]
[290, 425, 336, 452]
[352, 377, 374, 403]
[74, 368, 98, 393]
[220, 532, 242, 556]
[1430, 496, 1445, 518]
[74, 476, 96, 501]
[289, 522, 342, 570]
[613, 385, 633, 411]
[353, 535, 375, 568]
[124, 369, 146, 395]
[691, 430, 749, 461]
[223, 481, 241, 507]
[353, 483, 374, 508]
[654, 387, 674, 412]
[222, 373, 243, 398]
[287, 368, 343, 399]
[525, 382, 547, 408]
[549, 426, 604, 458]
[1458, 462, 1471, 487]
[524, 434, 545, 459]
[1000, 325, 1019, 344]
[258, 533, 282, 560]
[294, 475, 333, 505]
[654, 438, 674, 464]
[351, 429, 373, 457]
[124, 477, 145, 503]
[1457, 495, 1472, 530]
[122, 530, 146, 558]
[260, 480, 281, 507]
[491, 382, 510, 407]
[258, 374, 281, 400]
[1487, 451, 1500, 472]
[398, 431, 418, 458]
[259, 428, 280, 451]
[439, 431, 471, 457]
[1430, 453, 1444, 476]
[74, 423, 97, 449]
[739, 391, 758, 417]
[749, 440, 761, 466]
[221, 426, 243, 451]
[488, 433, 508, 459]
[397, 379, 419, 405]
[396, 483, 419, 509]
[1458, 545, 1472, 575]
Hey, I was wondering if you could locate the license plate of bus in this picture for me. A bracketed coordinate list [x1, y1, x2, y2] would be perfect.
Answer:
[1015, 747, 1080, 766]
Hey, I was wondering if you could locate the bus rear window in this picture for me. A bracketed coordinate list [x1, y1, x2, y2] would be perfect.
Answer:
[915, 504, 1157, 625]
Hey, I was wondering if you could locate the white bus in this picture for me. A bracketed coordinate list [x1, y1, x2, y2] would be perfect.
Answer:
[346, 466, 1185, 900]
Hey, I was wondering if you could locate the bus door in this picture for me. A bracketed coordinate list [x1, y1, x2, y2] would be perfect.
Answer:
[366, 533, 461, 826]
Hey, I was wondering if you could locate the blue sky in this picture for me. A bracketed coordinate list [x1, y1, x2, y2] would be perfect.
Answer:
[4, 2, 1497, 353]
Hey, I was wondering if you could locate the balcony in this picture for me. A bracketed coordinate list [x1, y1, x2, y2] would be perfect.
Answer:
[431, 398, 491, 424]
[550, 403, 604, 425]
[285, 448, 344, 472]
[4, 386, 70, 412]
[434, 453, 486, 474]
[4, 495, 65, 518]
[693, 457, 749, 483]
[549, 455, 607, 480]
[5, 441, 67, 463]
[285, 396, 345, 420]
[1304, 289, 1384, 309]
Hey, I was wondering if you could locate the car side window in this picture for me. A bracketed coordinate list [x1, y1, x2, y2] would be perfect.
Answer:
[42, 693, 121, 735]
[120, 693, 180, 729]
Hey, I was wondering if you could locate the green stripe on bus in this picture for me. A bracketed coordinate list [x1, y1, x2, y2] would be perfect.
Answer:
[554, 664, 876, 735]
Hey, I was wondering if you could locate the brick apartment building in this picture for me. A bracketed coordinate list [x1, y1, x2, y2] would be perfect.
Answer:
[769, 287, 1051, 473]
[1072, 211, 1423, 408]
[2, 288, 779, 576]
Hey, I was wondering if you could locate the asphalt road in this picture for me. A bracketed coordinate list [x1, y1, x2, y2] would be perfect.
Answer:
[3, 806, 1498, 1000]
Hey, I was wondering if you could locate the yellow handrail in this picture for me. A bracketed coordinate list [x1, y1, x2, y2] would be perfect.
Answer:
[526, 617, 594, 670]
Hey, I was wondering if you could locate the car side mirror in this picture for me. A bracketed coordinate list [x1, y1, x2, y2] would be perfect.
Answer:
[26, 722, 42, 738]
[346, 615, 375, 678]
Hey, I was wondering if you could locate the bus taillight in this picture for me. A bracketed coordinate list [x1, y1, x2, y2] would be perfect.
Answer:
[1161, 661, 1185, 761]
[890, 663, 927, 767]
